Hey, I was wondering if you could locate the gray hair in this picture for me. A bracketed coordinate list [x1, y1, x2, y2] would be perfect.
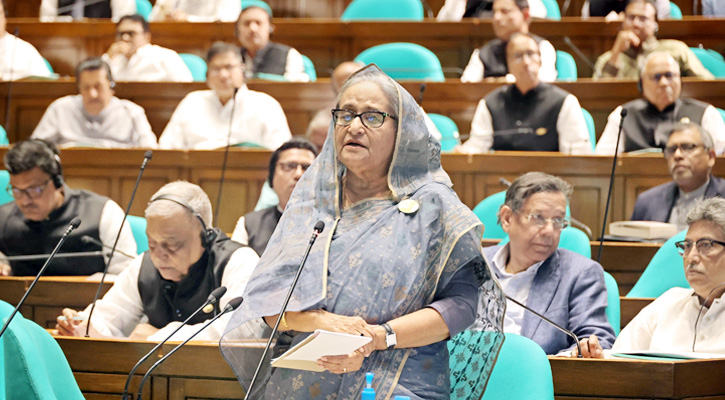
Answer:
[335, 67, 400, 117]
[145, 181, 213, 227]
[665, 121, 715, 150]
[498, 172, 573, 223]
[685, 197, 725, 236]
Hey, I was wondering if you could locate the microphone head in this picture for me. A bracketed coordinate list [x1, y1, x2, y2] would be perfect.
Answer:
[620, 108, 628, 118]
[314, 221, 325, 234]
[225, 297, 244, 311]
[70, 217, 82, 229]
[207, 286, 228, 304]
[144, 150, 153, 160]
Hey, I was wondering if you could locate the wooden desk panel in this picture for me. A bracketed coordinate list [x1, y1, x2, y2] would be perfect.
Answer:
[5, 18, 725, 78]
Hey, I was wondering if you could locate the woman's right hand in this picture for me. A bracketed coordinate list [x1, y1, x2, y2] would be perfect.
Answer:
[315, 310, 370, 336]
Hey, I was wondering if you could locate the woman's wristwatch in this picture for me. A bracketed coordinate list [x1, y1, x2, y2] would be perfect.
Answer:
[382, 323, 397, 350]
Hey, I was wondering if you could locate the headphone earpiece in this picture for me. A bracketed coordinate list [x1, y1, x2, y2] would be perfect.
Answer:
[34, 139, 64, 188]
[109, 80, 115, 89]
[148, 195, 216, 250]
[637, 77, 643, 94]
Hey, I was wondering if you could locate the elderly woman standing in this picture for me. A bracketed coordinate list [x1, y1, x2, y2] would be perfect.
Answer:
[221, 65, 504, 399]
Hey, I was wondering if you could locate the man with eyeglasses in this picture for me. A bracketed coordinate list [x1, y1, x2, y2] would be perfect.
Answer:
[630, 122, 725, 231]
[482, 172, 616, 355]
[159, 41, 291, 150]
[457, 33, 591, 154]
[593, 0, 712, 79]
[232, 138, 317, 256]
[595, 52, 725, 155]
[585, 197, 725, 357]
[0, 140, 136, 277]
[102, 14, 192, 82]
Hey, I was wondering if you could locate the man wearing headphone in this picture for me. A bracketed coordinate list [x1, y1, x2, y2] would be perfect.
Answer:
[56, 181, 260, 341]
[595, 52, 725, 154]
[235, 0, 310, 82]
[31, 57, 158, 148]
[0, 140, 136, 276]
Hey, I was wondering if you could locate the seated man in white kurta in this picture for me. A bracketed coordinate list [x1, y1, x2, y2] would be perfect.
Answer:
[158, 41, 291, 150]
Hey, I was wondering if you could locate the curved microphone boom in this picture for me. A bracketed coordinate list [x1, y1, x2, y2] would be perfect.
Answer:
[244, 221, 325, 400]
[214, 87, 239, 226]
[597, 108, 627, 263]
[0, 218, 81, 339]
[86, 150, 152, 337]
[136, 297, 244, 400]
[81, 235, 135, 259]
[121, 286, 228, 400]
[692, 281, 725, 352]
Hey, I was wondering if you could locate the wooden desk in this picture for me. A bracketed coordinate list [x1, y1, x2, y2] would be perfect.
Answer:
[0, 276, 111, 329]
[5, 18, 725, 78]
[2, 79, 725, 146]
[549, 356, 725, 399]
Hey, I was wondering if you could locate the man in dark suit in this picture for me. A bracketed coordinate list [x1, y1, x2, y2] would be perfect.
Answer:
[631, 122, 725, 231]
[482, 172, 616, 355]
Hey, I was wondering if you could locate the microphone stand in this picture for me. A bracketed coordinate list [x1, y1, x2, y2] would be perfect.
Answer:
[596, 109, 627, 263]
[121, 286, 228, 400]
[136, 297, 243, 400]
[244, 221, 325, 400]
[0, 218, 81, 339]
[86, 151, 152, 337]
[214, 87, 239, 226]
[1, 251, 103, 261]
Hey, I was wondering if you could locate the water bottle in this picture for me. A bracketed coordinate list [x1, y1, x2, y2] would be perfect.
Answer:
[361, 372, 375, 400]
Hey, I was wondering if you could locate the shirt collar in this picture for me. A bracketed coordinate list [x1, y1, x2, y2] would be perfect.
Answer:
[491, 243, 545, 279]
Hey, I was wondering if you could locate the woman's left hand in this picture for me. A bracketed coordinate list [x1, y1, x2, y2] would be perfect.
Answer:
[317, 348, 366, 374]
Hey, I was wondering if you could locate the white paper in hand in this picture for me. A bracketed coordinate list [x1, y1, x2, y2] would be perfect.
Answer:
[271, 329, 371, 371]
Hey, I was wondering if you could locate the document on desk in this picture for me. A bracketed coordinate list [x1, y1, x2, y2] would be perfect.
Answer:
[611, 351, 724, 360]
[271, 329, 371, 372]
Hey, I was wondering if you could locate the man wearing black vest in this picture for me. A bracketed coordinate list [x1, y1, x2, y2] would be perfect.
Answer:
[232, 138, 318, 256]
[457, 33, 591, 154]
[40, 0, 135, 20]
[460, 0, 556, 83]
[56, 181, 259, 341]
[235, 0, 309, 82]
[0, 140, 136, 277]
[595, 52, 725, 154]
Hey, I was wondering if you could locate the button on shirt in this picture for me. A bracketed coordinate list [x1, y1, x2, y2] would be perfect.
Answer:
[490, 244, 544, 335]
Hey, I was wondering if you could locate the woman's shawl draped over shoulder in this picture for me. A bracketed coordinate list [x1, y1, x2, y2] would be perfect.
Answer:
[220, 65, 505, 400]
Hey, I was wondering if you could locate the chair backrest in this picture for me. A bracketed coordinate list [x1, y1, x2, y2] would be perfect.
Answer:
[689, 47, 725, 78]
[482, 333, 555, 400]
[719, 108, 725, 125]
[135, 0, 153, 20]
[669, 1, 683, 18]
[555, 50, 577, 81]
[179, 53, 207, 82]
[354, 43, 445, 82]
[0, 171, 13, 206]
[473, 191, 507, 239]
[427, 113, 461, 152]
[557, 226, 591, 258]
[581, 108, 596, 150]
[42, 57, 54, 74]
[541, 0, 561, 19]
[341, 0, 424, 21]
[626, 229, 689, 298]
[300, 54, 317, 81]
[126, 215, 148, 254]
[1, 301, 85, 400]
[0, 125, 8, 146]
[603, 271, 620, 335]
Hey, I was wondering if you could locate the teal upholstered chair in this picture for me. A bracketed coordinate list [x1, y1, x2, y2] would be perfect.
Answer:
[341, 0, 424, 21]
[482, 333, 555, 400]
[541, 0, 561, 19]
[718, 108, 725, 124]
[0, 301, 85, 400]
[428, 113, 461, 152]
[626, 230, 689, 298]
[354, 43, 445, 82]
[0, 125, 8, 145]
[669, 1, 683, 18]
[42, 57, 54, 74]
[473, 191, 508, 240]
[555, 50, 577, 81]
[126, 215, 148, 254]
[689, 47, 725, 78]
[603, 271, 621, 335]
[0, 171, 13, 206]
[301, 54, 317, 81]
[179, 53, 207, 82]
[135, 0, 152, 20]
[581, 108, 596, 151]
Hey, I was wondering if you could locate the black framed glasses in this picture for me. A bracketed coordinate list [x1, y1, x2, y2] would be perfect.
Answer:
[664, 143, 703, 158]
[516, 211, 570, 231]
[645, 71, 680, 83]
[675, 239, 725, 256]
[7, 180, 52, 199]
[277, 161, 311, 173]
[331, 108, 397, 129]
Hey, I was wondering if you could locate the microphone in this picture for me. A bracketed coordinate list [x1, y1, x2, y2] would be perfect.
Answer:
[417, 83, 427, 105]
[1, 250, 103, 261]
[86, 151, 152, 337]
[0, 218, 81, 339]
[505, 294, 583, 358]
[121, 286, 228, 400]
[563, 37, 600, 78]
[692, 281, 725, 352]
[244, 221, 325, 400]
[596, 108, 627, 263]
[136, 297, 244, 400]
[214, 87, 239, 226]
[81, 235, 135, 259]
